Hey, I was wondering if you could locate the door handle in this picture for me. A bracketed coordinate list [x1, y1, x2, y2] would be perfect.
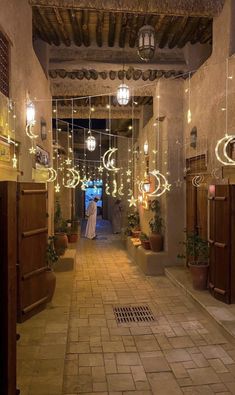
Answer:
[214, 242, 226, 248]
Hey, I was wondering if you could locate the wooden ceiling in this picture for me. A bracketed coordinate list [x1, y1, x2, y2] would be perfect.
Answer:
[32, 6, 213, 49]
[53, 95, 153, 108]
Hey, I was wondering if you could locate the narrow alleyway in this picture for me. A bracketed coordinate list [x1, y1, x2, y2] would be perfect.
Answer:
[63, 221, 235, 394]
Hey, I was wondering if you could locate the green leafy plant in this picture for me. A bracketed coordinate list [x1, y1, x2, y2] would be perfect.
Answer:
[46, 236, 59, 269]
[139, 232, 149, 241]
[54, 200, 67, 233]
[124, 211, 140, 236]
[178, 231, 209, 265]
[67, 217, 79, 234]
[149, 199, 164, 234]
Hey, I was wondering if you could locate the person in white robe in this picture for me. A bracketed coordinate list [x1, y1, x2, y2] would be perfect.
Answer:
[112, 199, 122, 234]
[85, 197, 99, 239]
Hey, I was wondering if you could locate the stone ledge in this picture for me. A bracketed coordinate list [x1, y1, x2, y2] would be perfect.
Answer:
[126, 236, 140, 262]
[54, 247, 76, 272]
[137, 246, 165, 276]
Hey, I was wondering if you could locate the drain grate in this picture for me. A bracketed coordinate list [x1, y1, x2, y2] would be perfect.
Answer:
[113, 305, 155, 324]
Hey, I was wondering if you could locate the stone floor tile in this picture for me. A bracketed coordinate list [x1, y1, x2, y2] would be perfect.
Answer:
[141, 355, 170, 373]
[210, 383, 229, 392]
[182, 385, 214, 394]
[147, 372, 183, 394]
[107, 373, 135, 391]
[79, 353, 104, 367]
[170, 362, 189, 379]
[169, 336, 195, 349]
[102, 341, 125, 353]
[164, 349, 191, 363]
[67, 342, 90, 354]
[187, 367, 221, 385]
[209, 358, 229, 373]
[199, 345, 231, 360]
[191, 353, 210, 367]
[116, 352, 141, 366]
[225, 381, 235, 394]
[92, 367, 106, 382]
[63, 374, 93, 393]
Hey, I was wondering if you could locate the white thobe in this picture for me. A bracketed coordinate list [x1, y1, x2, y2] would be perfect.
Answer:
[85, 201, 97, 239]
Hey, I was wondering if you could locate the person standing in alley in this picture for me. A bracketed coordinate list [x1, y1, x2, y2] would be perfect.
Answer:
[112, 199, 122, 234]
[85, 197, 99, 239]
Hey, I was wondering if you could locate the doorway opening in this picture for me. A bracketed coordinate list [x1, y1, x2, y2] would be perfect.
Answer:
[84, 179, 103, 218]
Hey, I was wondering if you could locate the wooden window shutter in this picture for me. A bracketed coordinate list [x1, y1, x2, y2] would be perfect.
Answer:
[0, 30, 9, 97]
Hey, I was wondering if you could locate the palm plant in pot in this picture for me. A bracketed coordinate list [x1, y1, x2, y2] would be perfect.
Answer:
[178, 232, 209, 290]
[125, 211, 140, 237]
[140, 232, 151, 250]
[149, 199, 164, 252]
[46, 236, 59, 302]
[54, 200, 68, 256]
[67, 217, 80, 243]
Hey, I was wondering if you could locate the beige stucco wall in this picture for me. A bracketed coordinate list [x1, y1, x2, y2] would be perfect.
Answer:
[0, 0, 53, 232]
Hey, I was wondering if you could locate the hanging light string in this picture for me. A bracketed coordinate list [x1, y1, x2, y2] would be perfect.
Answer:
[225, 58, 229, 136]
[89, 96, 91, 134]
[99, 132, 102, 166]
[131, 90, 134, 188]
[157, 80, 160, 168]
[72, 98, 74, 168]
[109, 95, 111, 148]
[12, 101, 17, 168]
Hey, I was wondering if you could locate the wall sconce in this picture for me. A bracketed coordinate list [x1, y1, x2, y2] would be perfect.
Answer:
[144, 140, 149, 155]
[26, 101, 35, 125]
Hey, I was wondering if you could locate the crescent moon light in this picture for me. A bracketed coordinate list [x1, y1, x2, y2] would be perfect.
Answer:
[105, 183, 110, 195]
[25, 124, 38, 139]
[128, 188, 133, 196]
[215, 135, 235, 166]
[118, 185, 124, 196]
[192, 175, 204, 187]
[148, 170, 171, 197]
[103, 148, 120, 172]
[46, 167, 57, 183]
[63, 168, 80, 188]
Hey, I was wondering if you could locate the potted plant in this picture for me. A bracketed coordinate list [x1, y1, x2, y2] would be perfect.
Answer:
[125, 211, 140, 237]
[178, 232, 209, 290]
[54, 200, 68, 256]
[67, 217, 80, 243]
[140, 232, 151, 250]
[46, 236, 59, 302]
[149, 199, 164, 252]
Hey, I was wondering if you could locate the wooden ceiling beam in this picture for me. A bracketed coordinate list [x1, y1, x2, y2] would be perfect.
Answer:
[53, 8, 71, 46]
[96, 11, 104, 47]
[33, 10, 52, 43]
[36, 6, 60, 45]
[69, 9, 83, 46]
[177, 17, 201, 48]
[119, 13, 128, 48]
[29, 0, 224, 18]
[108, 12, 116, 47]
[82, 10, 90, 46]
[168, 16, 188, 48]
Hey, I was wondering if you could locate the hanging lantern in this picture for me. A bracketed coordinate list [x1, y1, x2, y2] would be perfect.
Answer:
[117, 83, 130, 106]
[26, 101, 35, 125]
[86, 134, 96, 152]
[144, 140, 149, 155]
[137, 25, 156, 62]
[143, 179, 151, 193]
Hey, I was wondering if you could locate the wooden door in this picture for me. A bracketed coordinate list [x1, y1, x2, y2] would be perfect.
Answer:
[17, 183, 48, 322]
[0, 182, 17, 395]
[209, 185, 231, 303]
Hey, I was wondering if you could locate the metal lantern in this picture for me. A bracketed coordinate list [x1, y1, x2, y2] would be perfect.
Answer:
[117, 83, 130, 106]
[86, 134, 96, 151]
[144, 140, 149, 155]
[143, 180, 151, 193]
[137, 25, 156, 62]
[26, 101, 35, 125]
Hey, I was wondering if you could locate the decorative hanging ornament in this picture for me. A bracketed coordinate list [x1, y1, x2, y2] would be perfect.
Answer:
[192, 175, 204, 187]
[118, 182, 124, 196]
[117, 83, 130, 106]
[47, 167, 57, 182]
[26, 101, 38, 139]
[86, 134, 96, 152]
[112, 180, 117, 197]
[55, 182, 60, 193]
[144, 140, 149, 155]
[137, 25, 156, 62]
[12, 153, 17, 169]
[103, 148, 120, 172]
[215, 134, 235, 166]
[128, 195, 137, 207]
[105, 183, 110, 195]
[148, 170, 171, 197]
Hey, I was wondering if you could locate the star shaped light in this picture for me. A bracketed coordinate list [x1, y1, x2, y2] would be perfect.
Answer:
[65, 157, 72, 165]
[98, 165, 104, 173]
[164, 182, 171, 191]
[55, 183, 60, 193]
[126, 169, 132, 176]
[29, 146, 36, 154]
[128, 195, 137, 207]
[175, 179, 183, 188]
[127, 178, 131, 183]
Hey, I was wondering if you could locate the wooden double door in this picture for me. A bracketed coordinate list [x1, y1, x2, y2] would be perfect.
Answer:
[208, 185, 235, 304]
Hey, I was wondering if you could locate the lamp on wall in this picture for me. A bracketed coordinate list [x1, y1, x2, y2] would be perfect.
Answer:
[86, 134, 96, 152]
[144, 140, 149, 155]
[137, 25, 156, 62]
[26, 101, 35, 125]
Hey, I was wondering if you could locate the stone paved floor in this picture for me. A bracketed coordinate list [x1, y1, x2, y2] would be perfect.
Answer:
[63, 221, 235, 394]
[18, 220, 235, 394]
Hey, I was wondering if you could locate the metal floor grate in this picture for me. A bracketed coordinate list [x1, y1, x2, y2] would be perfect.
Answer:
[113, 305, 155, 324]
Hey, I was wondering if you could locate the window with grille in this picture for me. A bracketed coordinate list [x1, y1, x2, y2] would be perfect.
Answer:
[0, 31, 9, 97]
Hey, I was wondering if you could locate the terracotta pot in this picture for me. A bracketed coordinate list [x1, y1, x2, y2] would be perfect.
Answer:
[189, 262, 209, 290]
[132, 230, 141, 238]
[45, 269, 56, 302]
[54, 232, 68, 256]
[149, 233, 163, 252]
[141, 240, 151, 250]
[68, 233, 78, 243]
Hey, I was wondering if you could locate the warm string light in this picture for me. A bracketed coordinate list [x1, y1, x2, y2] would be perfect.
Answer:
[187, 73, 192, 124]
[55, 101, 60, 193]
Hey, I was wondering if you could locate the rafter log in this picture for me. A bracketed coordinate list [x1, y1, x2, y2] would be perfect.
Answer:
[36, 6, 60, 45]
[155, 16, 172, 45]
[108, 12, 116, 47]
[90, 69, 99, 80]
[76, 70, 84, 79]
[191, 18, 211, 44]
[58, 70, 67, 78]
[142, 69, 151, 81]
[149, 70, 156, 81]
[133, 69, 142, 80]
[109, 70, 116, 80]
[125, 67, 133, 80]
[83, 69, 91, 79]
[69, 9, 82, 46]
[96, 11, 104, 47]
[129, 14, 138, 48]
[33, 11, 52, 44]
[119, 13, 132, 48]
[168, 16, 188, 48]
[82, 10, 90, 47]
[118, 70, 125, 80]
[159, 16, 181, 49]
[53, 7, 71, 46]
[177, 17, 201, 48]
[49, 70, 58, 78]
[30, 1, 224, 18]
[99, 71, 108, 80]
